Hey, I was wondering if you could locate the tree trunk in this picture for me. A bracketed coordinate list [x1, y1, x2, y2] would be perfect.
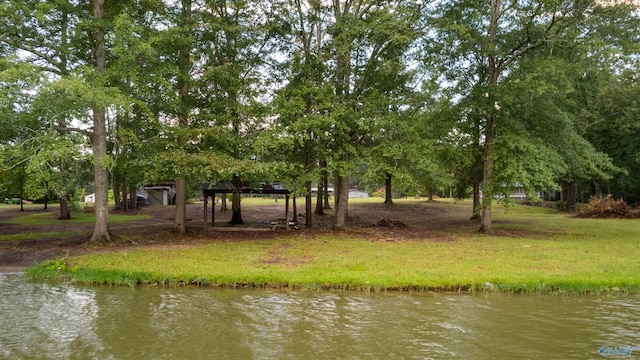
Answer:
[113, 178, 121, 209]
[333, 172, 339, 210]
[471, 179, 481, 220]
[121, 184, 128, 212]
[315, 180, 324, 215]
[19, 176, 24, 212]
[44, 181, 49, 210]
[130, 185, 137, 209]
[174, 0, 192, 232]
[305, 180, 313, 226]
[479, 130, 495, 232]
[59, 164, 69, 219]
[89, 115, 112, 243]
[428, 187, 434, 201]
[174, 179, 187, 232]
[322, 161, 331, 210]
[58, 195, 70, 220]
[89, 0, 111, 244]
[566, 181, 576, 212]
[221, 195, 227, 211]
[479, 0, 502, 233]
[230, 192, 244, 224]
[292, 194, 298, 225]
[333, 175, 350, 229]
[384, 173, 393, 205]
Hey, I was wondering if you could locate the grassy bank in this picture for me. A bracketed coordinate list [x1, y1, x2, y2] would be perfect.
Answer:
[26, 201, 640, 294]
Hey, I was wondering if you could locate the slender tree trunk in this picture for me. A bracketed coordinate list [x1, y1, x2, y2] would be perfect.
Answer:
[89, 0, 111, 243]
[19, 176, 24, 212]
[174, 179, 187, 231]
[292, 194, 298, 225]
[479, 0, 502, 233]
[315, 180, 324, 215]
[221, 195, 227, 211]
[471, 121, 482, 220]
[323, 179, 331, 209]
[121, 185, 128, 212]
[44, 181, 49, 210]
[333, 172, 339, 210]
[471, 179, 481, 220]
[428, 187, 434, 202]
[59, 160, 69, 218]
[333, 175, 350, 229]
[174, 0, 192, 232]
[305, 180, 313, 226]
[113, 177, 121, 209]
[384, 173, 393, 205]
[322, 161, 331, 209]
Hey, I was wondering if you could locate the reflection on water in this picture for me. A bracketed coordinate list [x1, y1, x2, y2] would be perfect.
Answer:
[1, 272, 639, 359]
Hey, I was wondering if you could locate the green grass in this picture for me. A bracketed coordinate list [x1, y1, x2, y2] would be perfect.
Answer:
[4, 211, 150, 226]
[26, 201, 640, 294]
[0, 230, 90, 242]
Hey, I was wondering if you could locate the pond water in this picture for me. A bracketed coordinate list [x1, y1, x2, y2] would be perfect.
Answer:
[1, 272, 638, 359]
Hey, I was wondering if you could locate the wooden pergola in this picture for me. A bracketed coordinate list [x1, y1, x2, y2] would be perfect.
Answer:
[201, 182, 291, 230]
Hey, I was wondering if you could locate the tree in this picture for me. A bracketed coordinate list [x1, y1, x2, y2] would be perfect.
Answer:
[255, 0, 334, 226]
[0, 3, 79, 217]
[0, 0, 131, 243]
[322, 0, 421, 228]
[583, 68, 640, 202]
[426, 0, 638, 231]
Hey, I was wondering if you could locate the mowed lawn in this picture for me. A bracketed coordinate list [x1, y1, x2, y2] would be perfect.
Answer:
[27, 199, 640, 293]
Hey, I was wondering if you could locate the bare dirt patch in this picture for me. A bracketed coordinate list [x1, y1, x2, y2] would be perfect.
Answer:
[0, 199, 474, 271]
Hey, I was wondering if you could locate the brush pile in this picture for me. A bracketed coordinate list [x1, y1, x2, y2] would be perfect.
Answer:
[576, 195, 640, 219]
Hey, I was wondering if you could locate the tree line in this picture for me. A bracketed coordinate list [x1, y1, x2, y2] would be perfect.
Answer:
[1, 0, 639, 242]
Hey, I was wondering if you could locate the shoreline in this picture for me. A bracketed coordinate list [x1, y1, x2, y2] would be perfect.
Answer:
[6, 201, 640, 295]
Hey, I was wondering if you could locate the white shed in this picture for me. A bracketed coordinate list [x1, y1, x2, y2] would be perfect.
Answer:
[140, 186, 173, 205]
[84, 193, 96, 203]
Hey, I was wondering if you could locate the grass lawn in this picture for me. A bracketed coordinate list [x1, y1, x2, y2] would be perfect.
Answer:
[0, 230, 91, 242]
[26, 200, 640, 294]
[4, 211, 150, 226]
[0, 204, 151, 242]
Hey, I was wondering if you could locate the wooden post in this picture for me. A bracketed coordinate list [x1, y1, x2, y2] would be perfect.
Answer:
[211, 192, 215, 227]
[203, 192, 208, 229]
[285, 194, 290, 230]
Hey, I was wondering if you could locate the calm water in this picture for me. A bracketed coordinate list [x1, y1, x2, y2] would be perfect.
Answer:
[1, 272, 639, 359]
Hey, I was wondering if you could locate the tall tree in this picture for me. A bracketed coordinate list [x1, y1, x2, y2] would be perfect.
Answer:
[326, 0, 420, 228]
[195, 0, 285, 224]
[427, 0, 638, 231]
[0, 0, 132, 242]
[88, 0, 112, 242]
[173, 0, 193, 233]
[257, 0, 333, 226]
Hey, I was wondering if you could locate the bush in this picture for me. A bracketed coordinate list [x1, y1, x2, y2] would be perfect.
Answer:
[576, 195, 640, 219]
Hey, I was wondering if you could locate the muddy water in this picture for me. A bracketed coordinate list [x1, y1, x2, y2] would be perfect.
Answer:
[1, 272, 638, 359]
